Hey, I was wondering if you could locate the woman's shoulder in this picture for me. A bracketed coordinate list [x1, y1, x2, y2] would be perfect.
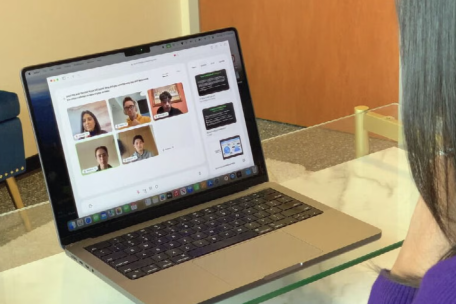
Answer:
[99, 130, 107, 134]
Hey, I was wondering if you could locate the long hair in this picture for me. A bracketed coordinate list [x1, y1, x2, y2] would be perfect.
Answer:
[398, 0, 456, 262]
[80, 110, 102, 134]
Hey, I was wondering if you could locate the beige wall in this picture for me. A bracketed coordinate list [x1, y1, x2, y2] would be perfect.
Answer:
[0, 0, 186, 157]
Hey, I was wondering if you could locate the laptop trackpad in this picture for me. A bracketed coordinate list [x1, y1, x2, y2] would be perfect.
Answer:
[192, 231, 322, 287]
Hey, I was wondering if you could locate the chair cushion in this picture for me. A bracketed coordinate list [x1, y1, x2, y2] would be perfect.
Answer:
[0, 118, 26, 181]
[0, 91, 20, 122]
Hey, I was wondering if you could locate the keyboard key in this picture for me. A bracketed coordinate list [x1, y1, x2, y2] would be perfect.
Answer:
[124, 232, 139, 240]
[206, 221, 218, 228]
[277, 196, 293, 203]
[217, 216, 233, 224]
[108, 236, 125, 244]
[193, 224, 208, 231]
[110, 255, 139, 268]
[177, 222, 193, 230]
[138, 228, 148, 235]
[102, 251, 128, 263]
[155, 237, 170, 245]
[177, 215, 191, 223]
[214, 204, 227, 210]
[152, 230, 168, 238]
[220, 224, 233, 231]
[205, 227, 222, 235]
[278, 201, 302, 211]
[136, 249, 156, 259]
[253, 211, 269, 219]
[245, 222, 261, 230]
[215, 210, 228, 217]
[157, 259, 174, 269]
[167, 233, 182, 241]
[243, 208, 257, 215]
[190, 218, 203, 225]
[257, 217, 273, 226]
[126, 269, 145, 280]
[171, 253, 191, 264]
[124, 246, 141, 254]
[151, 224, 165, 231]
[181, 243, 196, 252]
[152, 253, 169, 262]
[204, 214, 219, 222]
[232, 219, 246, 227]
[265, 207, 282, 215]
[118, 258, 154, 274]
[219, 230, 237, 239]
[269, 214, 285, 221]
[281, 207, 306, 217]
[165, 219, 178, 227]
[244, 215, 258, 222]
[164, 241, 181, 250]
[141, 264, 160, 275]
[193, 239, 210, 247]
[266, 200, 282, 207]
[227, 206, 241, 213]
[139, 235, 152, 243]
[191, 232, 207, 240]
[254, 204, 269, 211]
[190, 211, 203, 218]
[189, 231, 257, 258]
[151, 245, 166, 254]
[207, 235, 223, 243]
[202, 207, 216, 214]
[93, 248, 112, 258]
[254, 225, 273, 234]
[138, 242, 154, 250]
[178, 237, 193, 244]
[235, 226, 249, 234]
[166, 248, 183, 257]
[86, 241, 111, 252]
[164, 227, 178, 234]
[269, 217, 296, 229]
[232, 212, 245, 219]
[126, 239, 141, 247]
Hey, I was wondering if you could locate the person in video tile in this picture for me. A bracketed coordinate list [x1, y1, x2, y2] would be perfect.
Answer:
[123, 97, 151, 128]
[95, 146, 112, 171]
[80, 110, 107, 138]
[157, 91, 183, 118]
[131, 135, 154, 161]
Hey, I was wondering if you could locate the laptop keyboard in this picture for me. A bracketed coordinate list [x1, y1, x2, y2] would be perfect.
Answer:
[85, 188, 323, 280]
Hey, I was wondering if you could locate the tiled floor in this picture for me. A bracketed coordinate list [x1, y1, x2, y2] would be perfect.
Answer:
[0, 119, 303, 214]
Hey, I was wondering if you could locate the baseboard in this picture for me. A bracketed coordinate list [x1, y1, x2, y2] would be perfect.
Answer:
[26, 154, 41, 173]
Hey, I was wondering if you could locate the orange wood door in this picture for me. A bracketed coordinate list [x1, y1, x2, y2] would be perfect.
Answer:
[200, 0, 399, 126]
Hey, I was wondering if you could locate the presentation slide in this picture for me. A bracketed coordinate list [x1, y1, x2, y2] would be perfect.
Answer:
[195, 69, 230, 96]
[67, 100, 112, 141]
[220, 135, 243, 160]
[202, 102, 237, 130]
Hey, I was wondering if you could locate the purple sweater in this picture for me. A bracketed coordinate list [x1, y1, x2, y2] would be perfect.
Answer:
[368, 256, 456, 303]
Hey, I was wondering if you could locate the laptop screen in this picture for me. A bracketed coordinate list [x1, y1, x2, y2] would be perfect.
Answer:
[23, 29, 265, 239]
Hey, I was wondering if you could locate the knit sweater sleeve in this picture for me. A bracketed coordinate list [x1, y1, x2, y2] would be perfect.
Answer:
[368, 270, 416, 304]
[368, 256, 456, 304]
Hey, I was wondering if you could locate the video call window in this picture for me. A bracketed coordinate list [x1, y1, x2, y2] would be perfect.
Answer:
[148, 83, 189, 121]
[75, 135, 120, 175]
[67, 100, 112, 141]
[116, 125, 159, 164]
[108, 92, 151, 130]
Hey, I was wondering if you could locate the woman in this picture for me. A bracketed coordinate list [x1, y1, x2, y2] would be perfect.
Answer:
[80, 110, 107, 138]
[369, 1, 456, 303]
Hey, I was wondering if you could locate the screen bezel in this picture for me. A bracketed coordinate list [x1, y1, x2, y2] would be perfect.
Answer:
[21, 28, 268, 247]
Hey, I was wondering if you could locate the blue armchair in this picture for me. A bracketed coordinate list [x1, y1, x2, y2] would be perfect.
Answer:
[0, 90, 26, 209]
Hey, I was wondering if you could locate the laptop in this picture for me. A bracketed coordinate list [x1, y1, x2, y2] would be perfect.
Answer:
[21, 28, 381, 304]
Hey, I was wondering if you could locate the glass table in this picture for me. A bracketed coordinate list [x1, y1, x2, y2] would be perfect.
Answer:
[0, 103, 418, 304]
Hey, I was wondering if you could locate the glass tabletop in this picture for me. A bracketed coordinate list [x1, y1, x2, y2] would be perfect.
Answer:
[0, 103, 417, 304]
